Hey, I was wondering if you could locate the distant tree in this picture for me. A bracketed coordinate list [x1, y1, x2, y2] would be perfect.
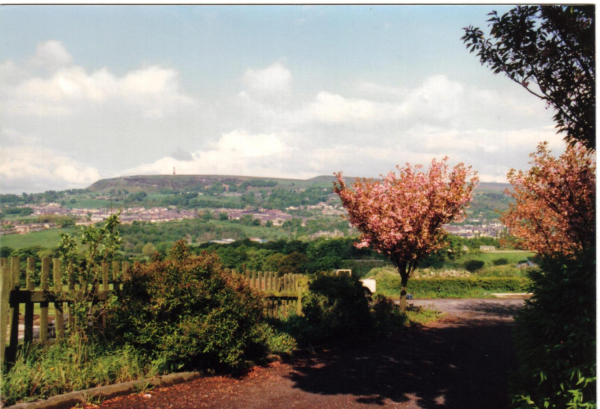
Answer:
[0, 246, 14, 258]
[463, 6, 595, 150]
[334, 158, 478, 311]
[219, 212, 229, 221]
[202, 210, 213, 221]
[501, 142, 595, 257]
[277, 252, 309, 275]
[142, 243, 158, 257]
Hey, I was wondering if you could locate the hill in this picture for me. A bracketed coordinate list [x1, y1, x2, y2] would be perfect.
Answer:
[88, 174, 511, 193]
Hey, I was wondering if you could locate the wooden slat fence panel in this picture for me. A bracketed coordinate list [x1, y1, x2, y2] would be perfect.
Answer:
[0, 260, 304, 368]
[0, 258, 126, 368]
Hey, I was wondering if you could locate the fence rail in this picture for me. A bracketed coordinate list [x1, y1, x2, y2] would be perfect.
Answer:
[1, 257, 303, 367]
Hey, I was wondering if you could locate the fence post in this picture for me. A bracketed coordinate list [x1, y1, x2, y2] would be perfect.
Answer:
[40, 258, 50, 343]
[122, 261, 130, 281]
[6, 257, 21, 366]
[112, 261, 120, 290]
[102, 262, 109, 292]
[67, 262, 75, 331]
[296, 283, 303, 316]
[24, 257, 35, 344]
[0, 259, 10, 366]
[53, 259, 64, 339]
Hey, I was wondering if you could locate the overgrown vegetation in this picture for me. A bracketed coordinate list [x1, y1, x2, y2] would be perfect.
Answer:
[1, 233, 442, 406]
[1, 336, 156, 405]
[105, 241, 266, 372]
[367, 266, 532, 298]
[511, 248, 596, 408]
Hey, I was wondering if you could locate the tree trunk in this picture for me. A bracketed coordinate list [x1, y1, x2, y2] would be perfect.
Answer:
[399, 273, 409, 312]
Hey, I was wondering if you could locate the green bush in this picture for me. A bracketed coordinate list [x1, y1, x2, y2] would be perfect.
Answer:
[511, 247, 596, 409]
[378, 276, 529, 298]
[464, 259, 485, 272]
[492, 257, 509, 266]
[252, 323, 298, 355]
[298, 273, 373, 345]
[105, 241, 266, 372]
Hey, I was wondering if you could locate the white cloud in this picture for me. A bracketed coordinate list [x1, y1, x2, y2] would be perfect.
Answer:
[0, 145, 101, 193]
[355, 81, 407, 99]
[2, 41, 195, 118]
[29, 40, 73, 71]
[7, 65, 194, 117]
[242, 62, 292, 96]
[125, 130, 305, 178]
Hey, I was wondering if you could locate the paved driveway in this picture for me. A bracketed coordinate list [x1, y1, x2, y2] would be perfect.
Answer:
[96, 299, 524, 409]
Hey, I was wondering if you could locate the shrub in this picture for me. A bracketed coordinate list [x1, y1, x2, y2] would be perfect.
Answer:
[298, 273, 373, 345]
[105, 241, 266, 372]
[251, 323, 298, 355]
[511, 248, 596, 408]
[464, 259, 485, 272]
[492, 257, 509, 266]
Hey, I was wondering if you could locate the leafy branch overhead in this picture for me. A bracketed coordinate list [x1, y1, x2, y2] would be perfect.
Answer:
[462, 6, 595, 150]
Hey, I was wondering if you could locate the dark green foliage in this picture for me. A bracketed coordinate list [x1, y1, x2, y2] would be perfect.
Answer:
[105, 241, 265, 371]
[493, 257, 509, 266]
[463, 6, 595, 150]
[378, 276, 529, 298]
[464, 259, 485, 272]
[298, 274, 373, 345]
[511, 248, 596, 408]
[1, 207, 33, 217]
[371, 294, 407, 332]
[277, 252, 309, 275]
[0, 246, 14, 258]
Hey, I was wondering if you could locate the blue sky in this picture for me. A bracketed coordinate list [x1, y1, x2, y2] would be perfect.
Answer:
[0, 5, 562, 193]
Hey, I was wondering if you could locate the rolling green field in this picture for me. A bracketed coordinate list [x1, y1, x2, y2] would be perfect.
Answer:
[0, 228, 75, 250]
[469, 251, 535, 264]
[63, 198, 111, 209]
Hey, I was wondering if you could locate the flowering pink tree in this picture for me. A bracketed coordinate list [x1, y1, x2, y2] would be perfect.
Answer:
[334, 158, 478, 311]
[501, 142, 595, 257]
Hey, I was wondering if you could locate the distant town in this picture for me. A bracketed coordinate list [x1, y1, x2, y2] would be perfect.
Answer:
[1, 201, 508, 241]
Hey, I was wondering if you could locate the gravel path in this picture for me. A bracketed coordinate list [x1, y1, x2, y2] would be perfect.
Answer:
[94, 299, 524, 409]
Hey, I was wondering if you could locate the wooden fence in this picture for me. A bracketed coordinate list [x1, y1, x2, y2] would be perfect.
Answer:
[0, 257, 303, 367]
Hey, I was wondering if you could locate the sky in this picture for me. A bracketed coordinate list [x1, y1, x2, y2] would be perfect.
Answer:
[0, 5, 565, 194]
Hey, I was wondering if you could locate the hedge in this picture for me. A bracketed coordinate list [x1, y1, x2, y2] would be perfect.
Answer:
[381, 276, 530, 298]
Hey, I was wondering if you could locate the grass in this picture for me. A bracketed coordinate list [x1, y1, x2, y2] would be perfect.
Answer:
[404, 304, 444, 325]
[63, 199, 111, 209]
[437, 251, 536, 270]
[207, 220, 291, 241]
[1, 335, 158, 406]
[0, 228, 75, 250]
[366, 266, 532, 299]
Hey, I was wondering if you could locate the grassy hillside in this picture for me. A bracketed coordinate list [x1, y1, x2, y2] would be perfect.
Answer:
[88, 174, 511, 194]
[88, 174, 325, 193]
[0, 228, 76, 250]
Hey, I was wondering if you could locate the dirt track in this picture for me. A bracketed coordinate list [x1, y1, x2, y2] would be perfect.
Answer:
[95, 299, 524, 409]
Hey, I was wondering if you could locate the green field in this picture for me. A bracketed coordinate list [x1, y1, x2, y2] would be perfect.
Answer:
[460, 251, 536, 266]
[0, 228, 75, 250]
[207, 220, 291, 241]
[64, 198, 111, 209]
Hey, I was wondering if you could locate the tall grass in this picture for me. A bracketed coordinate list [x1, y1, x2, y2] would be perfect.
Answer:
[1, 335, 158, 406]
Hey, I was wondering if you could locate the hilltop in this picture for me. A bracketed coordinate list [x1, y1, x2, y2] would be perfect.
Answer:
[87, 174, 510, 194]
[88, 174, 332, 193]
